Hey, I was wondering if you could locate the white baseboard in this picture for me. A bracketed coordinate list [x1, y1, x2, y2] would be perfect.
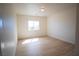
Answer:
[48, 34, 75, 45]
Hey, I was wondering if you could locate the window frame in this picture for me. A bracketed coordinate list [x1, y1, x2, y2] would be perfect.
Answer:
[28, 20, 40, 31]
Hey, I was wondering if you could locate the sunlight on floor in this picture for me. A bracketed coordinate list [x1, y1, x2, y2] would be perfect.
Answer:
[22, 38, 39, 44]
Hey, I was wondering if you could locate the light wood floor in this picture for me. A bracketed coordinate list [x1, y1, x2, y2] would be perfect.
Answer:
[16, 36, 75, 56]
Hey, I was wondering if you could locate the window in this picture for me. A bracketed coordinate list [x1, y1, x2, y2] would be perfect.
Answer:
[28, 20, 40, 31]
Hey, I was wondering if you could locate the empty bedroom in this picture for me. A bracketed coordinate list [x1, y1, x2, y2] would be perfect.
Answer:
[15, 3, 76, 56]
[1, 3, 78, 56]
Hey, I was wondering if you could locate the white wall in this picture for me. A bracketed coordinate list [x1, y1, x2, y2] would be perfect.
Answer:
[17, 15, 47, 39]
[47, 4, 76, 44]
[1, 4, 17, 56]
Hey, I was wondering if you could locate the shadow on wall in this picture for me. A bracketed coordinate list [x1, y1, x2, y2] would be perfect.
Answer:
[0, 17, 2, 56]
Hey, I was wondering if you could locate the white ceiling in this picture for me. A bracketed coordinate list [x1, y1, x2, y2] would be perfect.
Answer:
[12, 3, 76, 16]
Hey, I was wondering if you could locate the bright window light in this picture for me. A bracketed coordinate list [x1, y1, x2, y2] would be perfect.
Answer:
[22, 39, 32, 44]
[22, 38, 39, 44]
[28, 20, 40, 31]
